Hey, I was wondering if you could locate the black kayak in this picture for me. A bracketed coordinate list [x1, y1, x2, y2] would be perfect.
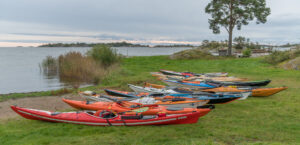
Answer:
[205, 79, 271, 87]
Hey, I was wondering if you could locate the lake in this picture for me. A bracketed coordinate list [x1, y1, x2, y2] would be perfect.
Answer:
[0, 47, 192, 94]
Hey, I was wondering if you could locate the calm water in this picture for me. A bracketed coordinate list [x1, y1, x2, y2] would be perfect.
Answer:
[0, 47, 191, 94]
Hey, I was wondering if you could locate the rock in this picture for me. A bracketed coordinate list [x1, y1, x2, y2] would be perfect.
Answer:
[280, 57, 300, 70]
[169, 48, 217, 60]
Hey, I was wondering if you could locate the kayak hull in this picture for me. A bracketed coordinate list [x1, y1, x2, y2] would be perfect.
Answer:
[251, 87, 288, 97]
[203, 87, 287, 97]
[11, 106, 208, 126]
[205, 79, 271, 87]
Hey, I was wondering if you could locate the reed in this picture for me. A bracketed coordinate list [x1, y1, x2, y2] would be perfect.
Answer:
[58, 52, 107, 85]
[41, 56, 58, 76]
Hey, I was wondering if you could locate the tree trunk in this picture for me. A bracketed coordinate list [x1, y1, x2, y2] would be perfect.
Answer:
[228, 0, 234, 56]
[228, 29, 233, 56]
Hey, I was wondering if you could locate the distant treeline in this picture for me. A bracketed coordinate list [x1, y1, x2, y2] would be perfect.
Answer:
[39, 42, 148, 47]
[39, 42, 195, 48]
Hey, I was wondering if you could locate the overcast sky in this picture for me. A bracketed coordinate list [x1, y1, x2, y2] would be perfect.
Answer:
[0, 0, 299, 46]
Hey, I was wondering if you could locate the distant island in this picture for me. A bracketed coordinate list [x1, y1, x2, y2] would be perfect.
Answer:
[38, 42, 195, 48]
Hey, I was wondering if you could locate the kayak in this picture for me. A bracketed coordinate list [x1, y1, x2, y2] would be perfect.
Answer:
[204, 79, 271, 87]
[151, 72, 247, 82]
[11, 106, 209, 126]
[62, 99, 214, 115]
[128, 84, 250, 100]
[105, 88, 248, 99]
[104, 89, 246, 104]
[159, 69, 228, 77]
[162, 79, 218, 89]
[139, 82, 287, 97]
[203, 86, 288, 97]
[128, 84, 178, 94]
[163, 79, 271, 88]
[79, 91, 209, 108]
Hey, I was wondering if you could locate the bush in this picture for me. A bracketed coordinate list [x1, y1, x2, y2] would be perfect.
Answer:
[263, 51, 290, 65]
[58, 52, 107, 85]
[87, 45, 122, 68]
[290, 48, 300, 58]
[242, 48, 252, 57]
[262, 49, 300, 65]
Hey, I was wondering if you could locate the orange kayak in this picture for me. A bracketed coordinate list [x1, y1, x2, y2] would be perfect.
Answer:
[62, 99, 213, 115]
[202, 86, 288, 97]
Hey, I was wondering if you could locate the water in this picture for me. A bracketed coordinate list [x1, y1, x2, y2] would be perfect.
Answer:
[0, 47, 192, 94]
[272, 47, 292, 51]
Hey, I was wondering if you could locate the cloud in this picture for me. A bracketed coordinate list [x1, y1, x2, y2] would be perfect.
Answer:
[0, 0, 299, 46]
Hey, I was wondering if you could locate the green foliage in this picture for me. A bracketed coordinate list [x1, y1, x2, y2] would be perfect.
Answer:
[263, 50, 300, 65]
[205, 0, 271, 55]
[201, 40, 227, 50]
[0, 88, 72, 102]
[263, 51, 290, 65]
[234, 36, 246, 49]
[242, 48, 252, 57]
[205, 0, 271, 33]
[1, 56, 300, 144]
[87, 45, 122, 68]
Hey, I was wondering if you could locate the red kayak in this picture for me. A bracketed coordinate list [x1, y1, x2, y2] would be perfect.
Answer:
[11, 106, 207, 126]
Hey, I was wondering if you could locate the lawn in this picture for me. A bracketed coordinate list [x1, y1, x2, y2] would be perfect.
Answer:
[1, 56, 299, 145]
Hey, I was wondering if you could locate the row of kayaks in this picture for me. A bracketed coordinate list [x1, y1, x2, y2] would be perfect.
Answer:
[11, 69, 287, 126]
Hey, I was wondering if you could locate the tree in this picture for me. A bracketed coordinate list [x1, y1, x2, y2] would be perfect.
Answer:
[234, 36, 246, 49]
[205, 0, 270, 55]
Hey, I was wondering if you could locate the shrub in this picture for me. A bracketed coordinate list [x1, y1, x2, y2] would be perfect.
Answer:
[87, 45, 122, 68]
[262, 49, 300, 65]
[290, 48, 300, 58]
[242, 48, 252, 57]
[58, 52, 107, 86]
[263, 51, 290, 65]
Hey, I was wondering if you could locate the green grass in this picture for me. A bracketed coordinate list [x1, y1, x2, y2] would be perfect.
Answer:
[0, 88, 72, 102]
[1, 56, 300, 145]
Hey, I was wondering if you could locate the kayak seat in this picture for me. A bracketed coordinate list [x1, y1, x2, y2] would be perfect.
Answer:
[99, 111, 116, 119]
[166, 107, 183, 111]
[121, 114, 143, 120]
[151, 93, 165, 97]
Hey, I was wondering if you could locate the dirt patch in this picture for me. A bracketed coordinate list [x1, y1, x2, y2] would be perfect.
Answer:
[0, 94, 82, 120]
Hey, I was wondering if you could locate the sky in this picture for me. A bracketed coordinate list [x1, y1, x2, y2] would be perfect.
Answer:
[0, 0, 300, 47]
